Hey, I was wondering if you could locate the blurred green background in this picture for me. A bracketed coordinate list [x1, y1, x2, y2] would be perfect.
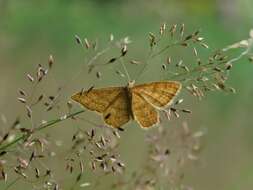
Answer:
[0, 0, 253, 189]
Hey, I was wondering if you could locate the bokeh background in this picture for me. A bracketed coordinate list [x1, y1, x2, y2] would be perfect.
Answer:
[0, 0, 253, 189]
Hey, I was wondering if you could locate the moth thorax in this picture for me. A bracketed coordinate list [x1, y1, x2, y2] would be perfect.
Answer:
[127, 80, 135, 88]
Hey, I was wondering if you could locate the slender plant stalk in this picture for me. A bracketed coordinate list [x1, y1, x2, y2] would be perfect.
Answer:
[136, 40, 181, 80]
[150, 41, 180, 59]
[4, 177, 20, 190]
[0, 110, 85, 151]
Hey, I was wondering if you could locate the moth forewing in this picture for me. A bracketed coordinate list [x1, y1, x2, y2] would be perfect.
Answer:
[154, 81, 182, 110]
[132, 81, 182, 110]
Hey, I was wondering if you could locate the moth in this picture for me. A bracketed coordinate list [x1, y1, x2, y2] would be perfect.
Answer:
[71, 81, 181, 128]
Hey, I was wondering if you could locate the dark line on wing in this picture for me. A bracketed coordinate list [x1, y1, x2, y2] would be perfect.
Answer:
[133, 91, 151, 109]
[103, 90, 124, 112]
[105, 113, 111, 119]
[139, 89, 173, 107]
[84, 88, 123, 109]
[132, 92, 158, 127]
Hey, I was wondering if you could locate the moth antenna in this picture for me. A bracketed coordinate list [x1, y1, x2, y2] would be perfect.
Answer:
[135, 53, 151, 81]
[120, 58, 131, 83]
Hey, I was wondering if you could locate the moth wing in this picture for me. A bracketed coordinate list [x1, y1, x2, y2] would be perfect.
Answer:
[71, 87, 124, 113]
[71, 87, 130, 128]
[132, 81, 181, 109]
[103, 90, 131, 128]
[132, 91, 158, 128]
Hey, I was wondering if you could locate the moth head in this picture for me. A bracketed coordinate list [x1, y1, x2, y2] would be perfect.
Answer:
[127, 80, 135, 88]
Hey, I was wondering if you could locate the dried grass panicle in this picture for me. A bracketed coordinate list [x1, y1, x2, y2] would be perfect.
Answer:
[0, 24, 251, 190]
